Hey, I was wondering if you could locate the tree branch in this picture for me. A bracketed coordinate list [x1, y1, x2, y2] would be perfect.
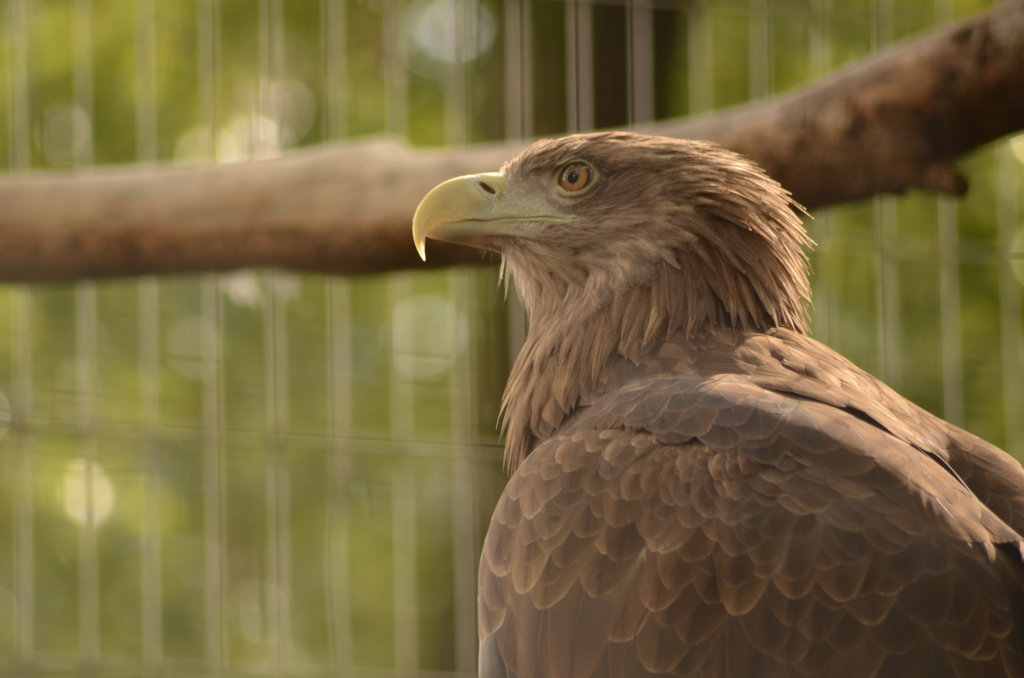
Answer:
[0, 0, 1021, 282]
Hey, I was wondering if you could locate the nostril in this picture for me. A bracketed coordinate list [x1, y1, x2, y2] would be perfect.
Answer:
[479, 181, 496, 195]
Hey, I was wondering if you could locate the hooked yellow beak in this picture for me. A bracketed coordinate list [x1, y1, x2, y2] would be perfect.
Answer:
[412, 172, 573, 260]
[412, 173, 512, 261]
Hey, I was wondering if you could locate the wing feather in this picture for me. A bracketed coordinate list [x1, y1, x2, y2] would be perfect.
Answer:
[480, 330, 1024, 678]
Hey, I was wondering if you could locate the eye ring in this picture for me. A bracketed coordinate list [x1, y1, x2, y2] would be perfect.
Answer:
[558, 162, 594, 193]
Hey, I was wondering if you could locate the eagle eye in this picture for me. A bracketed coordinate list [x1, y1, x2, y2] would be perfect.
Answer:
[558, 162, 593, 193]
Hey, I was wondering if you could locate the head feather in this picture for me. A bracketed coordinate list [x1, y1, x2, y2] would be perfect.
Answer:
[496, 132, 815, 470]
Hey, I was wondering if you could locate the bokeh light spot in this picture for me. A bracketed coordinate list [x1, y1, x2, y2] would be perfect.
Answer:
[409, 0, 496, 65]
[392, 294, 468, 380]
[63, 459, 115, 527]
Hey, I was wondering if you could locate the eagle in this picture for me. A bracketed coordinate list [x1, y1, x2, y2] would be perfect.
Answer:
[411, 132, 1024, 678]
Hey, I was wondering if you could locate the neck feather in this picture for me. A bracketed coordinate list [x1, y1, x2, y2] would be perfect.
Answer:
[500, 241, 809, 471]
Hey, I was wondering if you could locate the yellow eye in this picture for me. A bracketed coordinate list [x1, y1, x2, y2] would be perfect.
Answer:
[558, 162, 593, 192]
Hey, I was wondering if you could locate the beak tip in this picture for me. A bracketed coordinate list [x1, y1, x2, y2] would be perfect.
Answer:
[412, 217, 428, 261]
[413, 221, 427, 260]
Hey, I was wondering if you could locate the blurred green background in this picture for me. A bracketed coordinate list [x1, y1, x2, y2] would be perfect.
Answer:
[0, 0, 1021, 675]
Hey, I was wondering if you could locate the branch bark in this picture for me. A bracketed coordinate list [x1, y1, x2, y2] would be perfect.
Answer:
[0, 0, 1022, 282]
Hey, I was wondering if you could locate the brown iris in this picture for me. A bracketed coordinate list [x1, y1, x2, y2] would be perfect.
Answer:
[558, 162, 593, 192]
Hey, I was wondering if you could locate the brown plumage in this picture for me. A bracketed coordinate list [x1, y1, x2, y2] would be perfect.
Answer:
[412, 132, 1024, 677]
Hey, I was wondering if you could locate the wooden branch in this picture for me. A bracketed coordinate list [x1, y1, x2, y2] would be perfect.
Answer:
[0, 0, 1021, 282]
[646, 1, 1024, 208]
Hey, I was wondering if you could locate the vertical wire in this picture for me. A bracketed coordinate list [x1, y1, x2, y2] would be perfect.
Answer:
[565, 0, 593, 132]
[197, 0, 226, 671]
[748, 0, 770, 101]
[72, 0, 100, 668]
[871, 0, 900, 388]
[259, 0, 270, 130]
[937, 196, 963, 425]
[135, 0, 157, 164]
[447, 8, 477, 672]
[326, 279, 354, 672]
[383, 0, 407, 136]
[8, 0, 33, 668]
[869, 0, 881, 375]
[809, 0, 831, 76]
[262, 273, 286, 672]
[139, 275, 162, 675]
[73, 0, 94, 167]
[876, 0, 893, 46]
[808, 0, 832, 343]
[445, 0, 467, 145]
[687, 0, 712, 115]
[75, 283, 99, 671]
[260, 0, 293, 669]
[877, 197, 902, 390]
[263, 273, 280, 673]
[135, 0, 163, 670]
[197, 0, 219, 159]
[873, 215, 888, 379]
[566, 0, 578, 132]
[747, 0, 771, 185]
[626, 0, 653, 125]
[8, 0, 29, 171]
[449, 278, 477, 674]
[12, 286, 32, 670]
[388, 276, 419, 674]
[383, 10, 416, 667]
[997, 144, 1024, 455]
[504, 0, 521, 138]
[267, 278, 294, 674]
[812, 212, 835, 344]
[391, 463, 419, 674]
[201, 275, 225, 673]
[392, 458, 419, 674]
[276, 11, 292, 673]
[321, 2, 354, 672]
[504, 0, 530, 366]
[932, 0, 964, 428]
[504, 0, 531, 140]
[256, 2, 278, 664]
[321, 0, 346, 141]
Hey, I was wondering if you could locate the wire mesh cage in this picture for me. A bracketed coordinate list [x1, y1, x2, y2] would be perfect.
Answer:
[0, 0, 1020, 676]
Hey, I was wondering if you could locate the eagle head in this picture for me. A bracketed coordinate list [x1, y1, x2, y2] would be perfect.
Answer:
[414, 131, 813, 336]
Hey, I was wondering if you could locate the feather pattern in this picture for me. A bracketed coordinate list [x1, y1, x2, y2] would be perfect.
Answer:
[453, 133, 1024, 677]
